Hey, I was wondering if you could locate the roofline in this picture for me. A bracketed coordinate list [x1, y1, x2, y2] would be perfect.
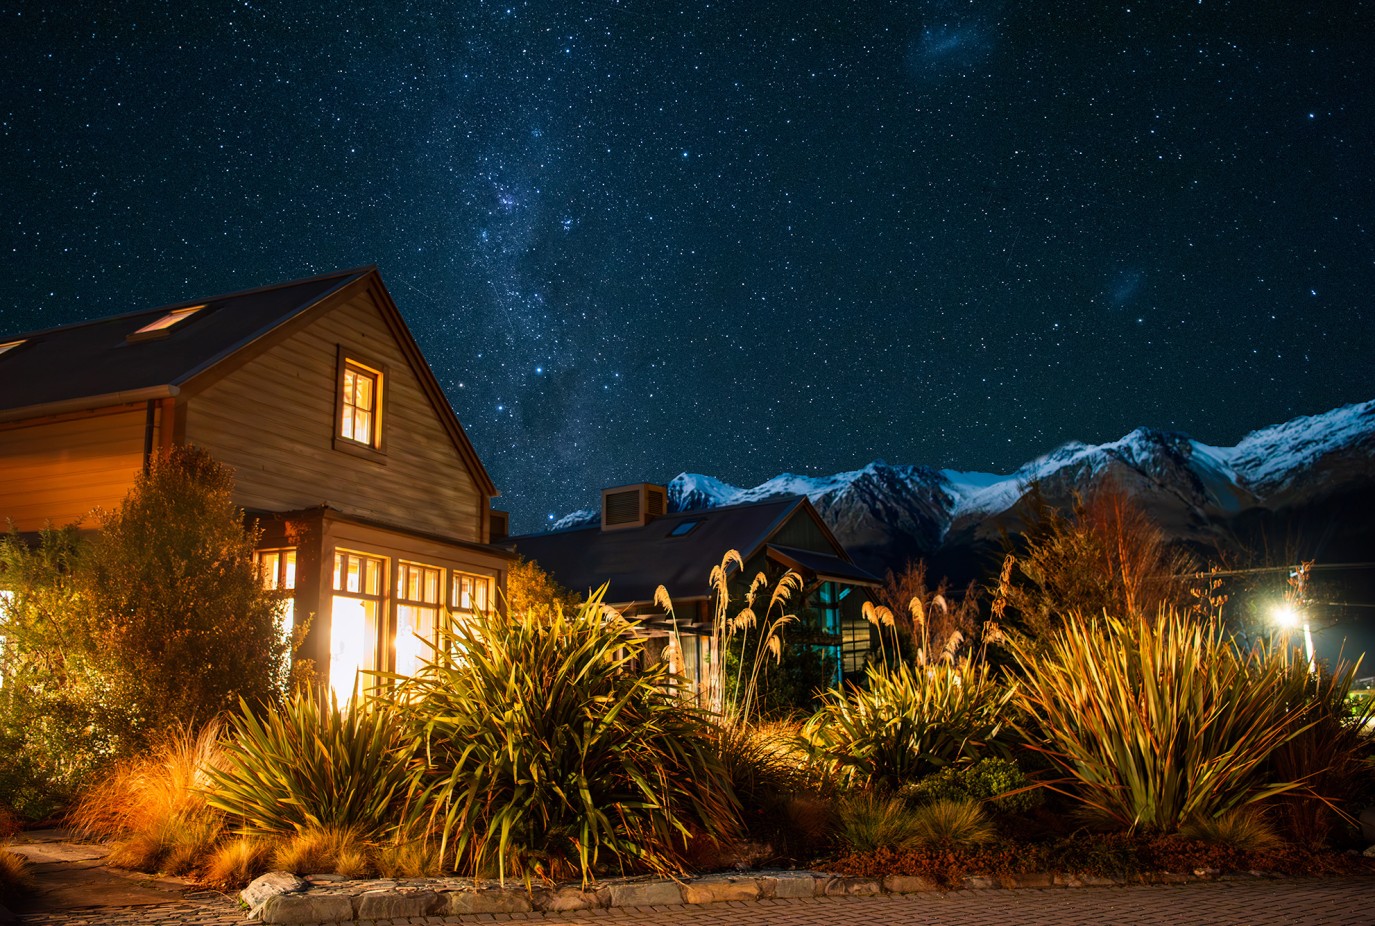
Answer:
[0, 385, 179, 424]
[0, 266, 375, 343]
[248, 504, 518, 560]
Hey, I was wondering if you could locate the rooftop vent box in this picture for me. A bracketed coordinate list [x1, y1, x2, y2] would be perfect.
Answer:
[489, 509, 510, 543]
[601, 483, 667, 531]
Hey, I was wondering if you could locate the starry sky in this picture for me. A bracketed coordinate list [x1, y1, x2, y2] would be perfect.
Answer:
[2, 1, 1372, 532]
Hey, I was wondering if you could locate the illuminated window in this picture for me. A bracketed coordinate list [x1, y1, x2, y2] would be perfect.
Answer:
[0, 340, 25, 358]
[395, 562, 443, 677]
[451, 571, 491, 615]
[128, 305, 204, 341]
[340, 359, 383, 448]
[330, 550, 387, 701]
[256, 549, 298, 643]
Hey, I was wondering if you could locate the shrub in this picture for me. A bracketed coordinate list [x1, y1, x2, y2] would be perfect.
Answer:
[902, 757, 1043, 815]
[375, 838, 445, 879]
[1011, 610, 1312, 831]
[395, 591, 740, 885]
[69, 723, 225, 875]
[1266, 659, 1375, 847]
[84, 446, 288, 745]
[205, 690, 413, 840]
[801, 661, 1015, 790]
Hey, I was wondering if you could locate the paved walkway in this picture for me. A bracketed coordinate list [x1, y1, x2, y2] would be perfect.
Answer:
[7, 832, 1375, 926]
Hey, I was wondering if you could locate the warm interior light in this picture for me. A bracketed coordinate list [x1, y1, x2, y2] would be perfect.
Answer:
[329, 595, 376, 702]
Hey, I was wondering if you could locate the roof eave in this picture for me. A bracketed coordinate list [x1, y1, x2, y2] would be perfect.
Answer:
[0, 385, 180, 424]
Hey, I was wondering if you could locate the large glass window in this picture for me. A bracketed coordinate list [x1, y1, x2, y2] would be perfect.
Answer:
[256, 548, 297, 642]
[395, 562, 442, 677]
[330, 550, 386, 701]
[451, 571, 491, 615]
[340, 359, 383, 448]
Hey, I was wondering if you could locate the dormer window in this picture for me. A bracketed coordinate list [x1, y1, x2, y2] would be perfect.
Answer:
[0, 339, 24, 357]
[339, 356, 384, 450]
[128, 305, 204, 341]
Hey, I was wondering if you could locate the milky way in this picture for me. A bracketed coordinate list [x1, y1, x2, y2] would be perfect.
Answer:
[2, 2, 1372, 530]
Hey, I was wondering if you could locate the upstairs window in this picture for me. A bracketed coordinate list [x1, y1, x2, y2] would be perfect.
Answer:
[339, 358, 384, 449]
[128, 305, 204, 341]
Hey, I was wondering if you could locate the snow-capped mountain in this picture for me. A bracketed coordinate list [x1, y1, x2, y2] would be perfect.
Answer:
[548, 399, 1375, 573]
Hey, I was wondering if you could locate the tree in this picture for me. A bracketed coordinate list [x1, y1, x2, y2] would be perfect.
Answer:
[503, 556, 582, 621]
[992, 482, 1198, 644]
[875, 559, 980, 665]
[84, 445, 287, 743]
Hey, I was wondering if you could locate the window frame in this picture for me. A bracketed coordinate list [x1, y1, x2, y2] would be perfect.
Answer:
[334, 348, 388, 460]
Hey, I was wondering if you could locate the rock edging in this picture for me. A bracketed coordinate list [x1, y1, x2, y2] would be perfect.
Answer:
[241, 866, 1292, 924]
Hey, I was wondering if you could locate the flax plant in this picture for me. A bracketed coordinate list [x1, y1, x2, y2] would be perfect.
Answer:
[1010, 610, 1314, 832]
[394, 590, 738, 886]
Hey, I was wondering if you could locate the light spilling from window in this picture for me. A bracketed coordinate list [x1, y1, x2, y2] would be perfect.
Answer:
[341, 360, 382, 447]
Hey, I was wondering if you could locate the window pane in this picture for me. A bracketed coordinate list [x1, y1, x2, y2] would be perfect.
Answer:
[283, 551, 296, 589]
[356, 373, 373, 411]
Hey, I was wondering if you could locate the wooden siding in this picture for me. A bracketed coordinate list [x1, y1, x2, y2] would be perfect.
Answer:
[0, 405, 149, 530]
[182, 290, 485, 542]
[770, 510, 835, 555]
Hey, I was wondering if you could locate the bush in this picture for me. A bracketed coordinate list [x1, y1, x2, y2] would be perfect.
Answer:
[1180, 808, 1282, 852]
[271, 826, 373, 877]
[203, 837, 275, 889]
[85, 446, 288, 744]
[902, 758, 1043, 815]
[1011, 610, 1312, 831]
[906, 799, 997, 847]
[205, 690, 413, 840]
[801, 661, 1015, 790]
[835, 793, 926, 852]
[395, 591, 740, 885]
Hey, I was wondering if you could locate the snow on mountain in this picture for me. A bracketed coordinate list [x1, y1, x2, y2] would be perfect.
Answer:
[541, 399, 1375, 570]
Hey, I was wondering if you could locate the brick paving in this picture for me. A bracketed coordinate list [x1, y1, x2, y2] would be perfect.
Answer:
[15, 877, 1375, 926]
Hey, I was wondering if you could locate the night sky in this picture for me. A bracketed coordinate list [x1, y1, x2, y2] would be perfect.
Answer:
[3, 2, 1372, 532]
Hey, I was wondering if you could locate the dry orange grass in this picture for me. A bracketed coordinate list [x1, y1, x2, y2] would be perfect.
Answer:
[271, 826, 373, 878]
[203, 837, 275, 889]
[69, 722, 225, 874]
[0, 846, 35, 904]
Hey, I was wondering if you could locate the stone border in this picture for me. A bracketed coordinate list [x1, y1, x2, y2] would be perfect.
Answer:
[245, 867, 1293, 924]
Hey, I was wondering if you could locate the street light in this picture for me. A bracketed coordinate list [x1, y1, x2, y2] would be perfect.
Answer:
[1271, 601, 1315, 673]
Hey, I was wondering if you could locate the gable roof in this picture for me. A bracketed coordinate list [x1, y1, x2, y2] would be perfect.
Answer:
[0, 267, 498, 497]
[507, 496, 879, 605]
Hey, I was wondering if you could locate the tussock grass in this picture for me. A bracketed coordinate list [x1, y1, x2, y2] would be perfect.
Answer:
[203, 837, 275, 889]
[271, 826, 373, 878]
[0, 846, 35, 905]
[69, 723, 225, 874]
[907, 799, 996, 847]
[1181, 809, 1283, 853]
[375, 838, 445, 879]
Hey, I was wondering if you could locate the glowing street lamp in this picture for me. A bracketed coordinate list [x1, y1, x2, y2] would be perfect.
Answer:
[1271, 601, 1315, 673]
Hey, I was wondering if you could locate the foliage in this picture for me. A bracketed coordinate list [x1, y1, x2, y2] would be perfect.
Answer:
[203, 837, 274, 889]
[69, 723, 225, 875]
[875, 560, 979, 666]
[0, 846, 34, 905]
[504, 556, 582, 621]
[721, 627, 835, 718]
[992, 485, 1198, 645]
[84, 446, 288, 744]
[801, 661, 1015, 790]
[0, 527, 111, 820]
[205, 690, 413, 840]
[901, 757, 1043, 815]
[905, 799, 997, 847]
[834, 793, 926, 852]
[270, 826, 373, 877]
[1266, 657, 1375, 847]
[375, 837, 446, 879]
[395, 590, 740, 885]
[1180, 808, 1282, 852]
[1010, 610, 1313, 832]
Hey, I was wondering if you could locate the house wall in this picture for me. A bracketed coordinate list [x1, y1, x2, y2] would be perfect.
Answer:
[0, 403, 165, 530]
[182, 287, 487, 542]
[770, 513, 835, 555]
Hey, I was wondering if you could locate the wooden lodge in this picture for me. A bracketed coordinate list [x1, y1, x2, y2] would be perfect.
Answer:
[0, 267, 512, 698]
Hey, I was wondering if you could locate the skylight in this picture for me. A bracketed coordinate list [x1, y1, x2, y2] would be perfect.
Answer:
[128, 305, 204, 340]
[0, 339, 24, 357]
[668, 519, 701, 537]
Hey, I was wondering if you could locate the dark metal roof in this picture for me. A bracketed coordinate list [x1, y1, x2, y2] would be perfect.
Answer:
[507, 496, 878, 605]
[766, 544, 882, 587]
[0, 268, 368, 416]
